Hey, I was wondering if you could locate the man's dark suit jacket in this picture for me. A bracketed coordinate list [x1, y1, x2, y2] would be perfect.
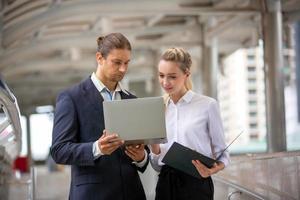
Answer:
[50, 77, 148, 200]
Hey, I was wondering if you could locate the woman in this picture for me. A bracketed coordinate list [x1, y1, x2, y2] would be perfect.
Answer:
[150, 47, 229, 200]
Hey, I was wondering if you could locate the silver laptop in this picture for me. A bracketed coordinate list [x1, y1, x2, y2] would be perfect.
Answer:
[103, 97, 167, 144]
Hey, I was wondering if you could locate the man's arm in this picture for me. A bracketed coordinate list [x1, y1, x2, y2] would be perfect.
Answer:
[50, 92, 95, 166]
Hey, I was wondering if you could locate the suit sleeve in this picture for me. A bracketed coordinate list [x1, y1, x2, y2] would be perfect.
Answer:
[50, 92, 95, 166]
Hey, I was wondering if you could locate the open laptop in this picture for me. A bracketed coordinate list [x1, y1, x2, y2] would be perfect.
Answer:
[103, 97, 167, 144]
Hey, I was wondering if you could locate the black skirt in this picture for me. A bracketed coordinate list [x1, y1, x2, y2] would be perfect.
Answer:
[155, 165, 214, 200]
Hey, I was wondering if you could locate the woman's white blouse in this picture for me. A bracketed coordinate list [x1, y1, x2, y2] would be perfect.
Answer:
[150, 90, 230, 171]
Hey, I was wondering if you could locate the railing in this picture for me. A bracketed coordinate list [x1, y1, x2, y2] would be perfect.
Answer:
[0, 146, 11, 200]
[0, 77, 23, 200]
[214, 152, 300, 200]
[213, 176, 267, 200]
[0, 77, 22, 160]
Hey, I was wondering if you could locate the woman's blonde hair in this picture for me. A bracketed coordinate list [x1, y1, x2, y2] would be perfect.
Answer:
[161, 47, 193, 90]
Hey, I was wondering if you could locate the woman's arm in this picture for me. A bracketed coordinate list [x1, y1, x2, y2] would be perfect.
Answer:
[149, 144, 162, 172]
[208, 100, 230, 167]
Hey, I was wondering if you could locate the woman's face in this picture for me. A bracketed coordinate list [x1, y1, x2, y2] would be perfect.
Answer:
[97, 48, 131, 83]
[158, 60, 188, 96]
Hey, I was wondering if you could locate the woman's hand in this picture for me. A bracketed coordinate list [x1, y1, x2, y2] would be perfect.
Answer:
[125, 144, 145, 162]
[192, 160, 225, 178]
[150, 144, 161, 155]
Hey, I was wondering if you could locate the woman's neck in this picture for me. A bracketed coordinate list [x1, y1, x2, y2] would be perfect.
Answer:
[170, 88, 188, 104]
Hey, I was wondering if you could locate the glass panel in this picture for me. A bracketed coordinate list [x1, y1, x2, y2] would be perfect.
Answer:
[0, 124, 13, 143]
[30, 113, 54, 161]
[20, 116, 28, 156]
[285, 23, 300, 151]
[0, 106, 7, 125]
[219, 47, 267, 154]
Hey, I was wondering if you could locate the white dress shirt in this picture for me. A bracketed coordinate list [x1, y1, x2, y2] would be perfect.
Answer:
[90, 72, 147, 167]
[150, 90, 230, 171]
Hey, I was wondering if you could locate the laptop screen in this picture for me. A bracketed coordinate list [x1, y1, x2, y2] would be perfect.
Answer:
[103, 97, 167, 144]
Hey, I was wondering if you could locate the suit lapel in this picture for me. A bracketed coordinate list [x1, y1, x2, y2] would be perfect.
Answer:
[81, 78, 104, 113]
[120, 90, 135, 100]
[80, 78, 136, 115]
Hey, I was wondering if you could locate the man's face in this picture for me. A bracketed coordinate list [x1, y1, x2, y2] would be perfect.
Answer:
[97, 49, 131, 83]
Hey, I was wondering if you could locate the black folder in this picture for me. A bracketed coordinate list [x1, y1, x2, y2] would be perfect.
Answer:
[162, 131, 243, 179]
[161, 142, 217, 179]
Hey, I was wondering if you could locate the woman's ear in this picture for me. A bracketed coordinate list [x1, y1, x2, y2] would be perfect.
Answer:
[186, 71, 190, 77]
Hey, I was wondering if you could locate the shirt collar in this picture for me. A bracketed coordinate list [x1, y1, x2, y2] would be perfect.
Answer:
[91, 72, 129, 95]
[167, 90, 194, 105]
[181, 90, 194, 103]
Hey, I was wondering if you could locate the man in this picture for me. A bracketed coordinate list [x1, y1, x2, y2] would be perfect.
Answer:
[51, 33, 148, 200]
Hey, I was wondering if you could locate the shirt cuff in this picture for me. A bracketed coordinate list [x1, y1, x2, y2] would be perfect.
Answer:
[218, 155, 230, 167]
[149, 152, 162, 172]
[93, 141, 104, 159]
[150, 151, 160, 161]
[132, 149, 148, 168]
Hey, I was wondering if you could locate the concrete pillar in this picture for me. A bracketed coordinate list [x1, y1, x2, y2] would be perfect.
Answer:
[152, 49, 162, 96]
[262, 0, 286, 152]
[201, 23, 219, 99]
[200, 24, 207, 95]
[295, 22, 300, 122]
[210, 37, 218, 99]
[201, 46, 210, 96]
[201, 42, 218, 99]
[25, 113, 33, 166]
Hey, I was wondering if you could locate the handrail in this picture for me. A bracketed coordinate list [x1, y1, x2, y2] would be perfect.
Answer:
[231, 151, 300, 161]
[228, 191, 242, 200]
[30, 167, 36, 200]
[0, 118, 11, 133]
[0, 77, 22, 160]
[213, 176, 267, 200]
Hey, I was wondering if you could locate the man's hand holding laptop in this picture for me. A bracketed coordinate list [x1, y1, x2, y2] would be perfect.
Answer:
[98, 130, 145, 162]
[98, 130, 124, 155]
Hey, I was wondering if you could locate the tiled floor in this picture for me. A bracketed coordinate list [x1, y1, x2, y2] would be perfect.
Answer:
[8, 165, 70, 200]
[215, 152, 300, 200]
[8, 164, 157, 200]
